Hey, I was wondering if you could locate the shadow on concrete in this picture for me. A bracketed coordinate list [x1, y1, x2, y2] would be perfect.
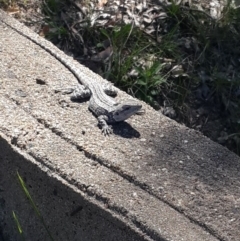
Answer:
[0, 136, 149, 241]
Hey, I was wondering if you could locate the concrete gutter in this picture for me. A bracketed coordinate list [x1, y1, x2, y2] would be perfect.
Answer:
[0, 9, 239, 241]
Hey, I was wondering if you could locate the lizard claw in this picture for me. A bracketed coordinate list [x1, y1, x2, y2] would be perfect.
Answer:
[102, 125, 113, 135]
[98, 115, 112, 135]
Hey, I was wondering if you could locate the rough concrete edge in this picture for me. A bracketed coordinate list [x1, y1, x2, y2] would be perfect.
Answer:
[0, 130, 157, 241]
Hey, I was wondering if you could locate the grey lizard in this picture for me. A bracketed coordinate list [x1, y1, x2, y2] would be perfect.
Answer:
[0, 13, 142, 135]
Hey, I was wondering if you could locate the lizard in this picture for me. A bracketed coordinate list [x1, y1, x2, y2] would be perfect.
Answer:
[0, 12, 142, 135]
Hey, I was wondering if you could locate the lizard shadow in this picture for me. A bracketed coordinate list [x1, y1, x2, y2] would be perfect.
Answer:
[71, 99, 141, 138]
[111, 121, 141, 138]
[70, 98, 89, 104]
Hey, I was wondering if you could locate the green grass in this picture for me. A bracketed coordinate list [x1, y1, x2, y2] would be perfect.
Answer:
[12, 211, 26, 241]
[100, 25, 167, 105]
[13, 172, 55, 241]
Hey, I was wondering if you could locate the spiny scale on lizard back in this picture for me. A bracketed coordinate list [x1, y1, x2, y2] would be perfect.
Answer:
[89, 84, 118, 116]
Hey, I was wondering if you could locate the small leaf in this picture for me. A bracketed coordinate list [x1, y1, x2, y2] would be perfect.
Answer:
[151, 90, 158, 95]
[137, 79, 147, 86]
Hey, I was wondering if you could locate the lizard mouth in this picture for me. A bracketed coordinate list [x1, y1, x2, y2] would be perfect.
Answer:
[113, 103, 142, 122]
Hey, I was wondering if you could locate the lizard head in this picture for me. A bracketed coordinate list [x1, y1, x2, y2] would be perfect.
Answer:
[112, 100, 142, 122]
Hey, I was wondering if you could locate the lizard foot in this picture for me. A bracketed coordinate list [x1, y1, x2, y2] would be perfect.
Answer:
[98, 115, 112, 135]
[101, 125, 113, 135]
[103, 84, 118, 97]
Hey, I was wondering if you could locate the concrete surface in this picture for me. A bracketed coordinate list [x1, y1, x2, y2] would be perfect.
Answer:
[0, 9, 240, 241]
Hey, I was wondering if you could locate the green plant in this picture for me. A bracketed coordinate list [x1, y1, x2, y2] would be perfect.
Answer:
[133, 61, 167, 104]
[12, 211, 26, 241]
[16, 172, 55, 241]
[41, 0, 69, 42]
[100, 25, 170, 105]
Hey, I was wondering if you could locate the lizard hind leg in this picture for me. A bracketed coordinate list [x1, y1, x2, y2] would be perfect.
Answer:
[70, 84, 91, 100]
[103, 84, 118, 97]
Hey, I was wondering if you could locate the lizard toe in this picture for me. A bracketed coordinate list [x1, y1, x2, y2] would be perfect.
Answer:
[102, 126, 113, 135]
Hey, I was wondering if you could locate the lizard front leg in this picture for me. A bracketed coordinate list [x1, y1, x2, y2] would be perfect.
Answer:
[98, 115, 113, 135]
